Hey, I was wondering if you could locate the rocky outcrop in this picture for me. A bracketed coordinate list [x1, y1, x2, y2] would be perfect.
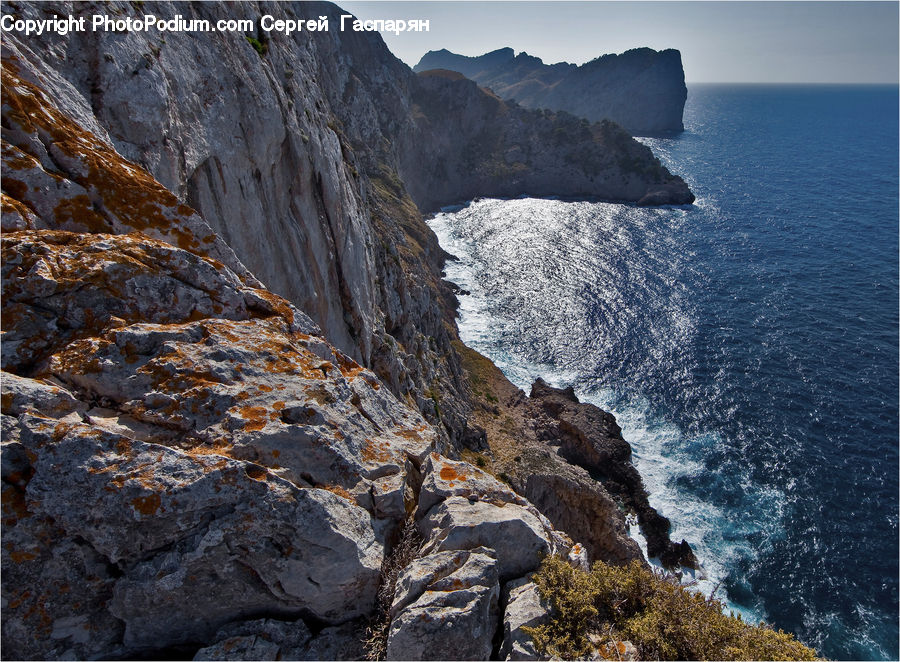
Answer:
[399, 70, 693, 211]
[454, 344, 697, 571]
[0, 220, 423, 658]
[383, 454, 575, 661]
[386, 548, 500, 660]
[498, 576, 550, 661]
[414, 455, 569, 580]
[415, 47, 687, 135]
[0, 52, 429, 658]
[528, 379, 698, 569]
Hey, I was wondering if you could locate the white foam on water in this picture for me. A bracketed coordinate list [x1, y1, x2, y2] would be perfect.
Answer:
[427, 201, 782, 625]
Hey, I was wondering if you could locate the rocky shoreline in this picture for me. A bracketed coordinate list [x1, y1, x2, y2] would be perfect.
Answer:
[3, 1, 697, 659]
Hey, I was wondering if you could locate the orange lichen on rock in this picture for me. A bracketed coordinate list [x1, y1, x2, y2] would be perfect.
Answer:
[597, 641, 632, 660]
[321, 484, 353, 500]
[186, 437, 235, 458]
[2, 485, 31, 525]
[53, 194, 110, 233]
[336, 351, 365, 380]
[439, 465, 467, 482]
[244, 465, 268, 482]
[131, 493, 161, 516]
[361, 438, 394, 464]
[8, 548, 39, 563]
[1, 138, 39, 171]
[1, 59, 206, 251]
[395, 425, 426, 441]
[237, 405, 269, 432]
[245, 288, 297, 326]
[1, 191, 36, 225]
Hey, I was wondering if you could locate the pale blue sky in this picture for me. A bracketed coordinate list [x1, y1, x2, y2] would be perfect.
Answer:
[339, 1, 900, 83]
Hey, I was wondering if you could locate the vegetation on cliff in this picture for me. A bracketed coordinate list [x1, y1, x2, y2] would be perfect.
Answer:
[526, 555, 819, 661]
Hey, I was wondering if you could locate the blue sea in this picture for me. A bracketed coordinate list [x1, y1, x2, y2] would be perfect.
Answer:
[428, 84, 899, 660]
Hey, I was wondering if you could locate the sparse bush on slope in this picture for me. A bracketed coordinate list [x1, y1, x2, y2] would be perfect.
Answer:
[525, 555, 819, 661]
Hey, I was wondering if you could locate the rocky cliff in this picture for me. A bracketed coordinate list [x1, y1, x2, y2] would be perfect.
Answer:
[3, 1, 696, 659]
[415, 47, 688, 136]
[400, 69, 692, 211]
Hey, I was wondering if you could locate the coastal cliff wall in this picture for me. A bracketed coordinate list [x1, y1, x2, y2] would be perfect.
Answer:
[2, 1, 698, 659]
[415, 47, 688, 136]
[5, 0, 691, 447]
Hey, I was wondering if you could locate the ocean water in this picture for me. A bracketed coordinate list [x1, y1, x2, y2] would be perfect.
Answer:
[427, 84, 899, 660]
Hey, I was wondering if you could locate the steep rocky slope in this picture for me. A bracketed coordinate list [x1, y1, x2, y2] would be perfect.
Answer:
[1, 52, 575, 659]
[454, 345, 697, 571]
[4, 2, 692, 448]
[415, 47, 688, 135]
[3, 1, 698, 659]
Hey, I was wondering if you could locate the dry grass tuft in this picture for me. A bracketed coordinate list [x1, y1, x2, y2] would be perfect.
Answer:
[363, 518, 423, 660]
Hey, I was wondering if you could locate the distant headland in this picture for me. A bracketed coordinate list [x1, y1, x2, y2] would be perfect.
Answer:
[415, 46, 688, 136]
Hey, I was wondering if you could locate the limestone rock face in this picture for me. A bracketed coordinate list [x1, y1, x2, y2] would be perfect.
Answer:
[415, 47, 687, 135]
[499, 576, 551, 661]
[0, 45, 437, 658]
[1, 227, 438, 657]
[4, 408, 385, 657]
[386, 548, 501, 661]
[0, 54, 255, 286]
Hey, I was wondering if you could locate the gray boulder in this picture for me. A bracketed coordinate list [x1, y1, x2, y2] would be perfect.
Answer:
[386, 548, 500, 660]
[499, 576, 551, 661]
[417, 452, 527, 518]
[418, 496, 558, 582]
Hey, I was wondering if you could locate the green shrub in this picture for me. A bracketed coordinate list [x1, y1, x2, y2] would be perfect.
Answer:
[525, 556, 819, 661]
[245, 36, 267, 55]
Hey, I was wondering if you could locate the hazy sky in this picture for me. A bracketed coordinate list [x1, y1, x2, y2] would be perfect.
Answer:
[339, 1, 899, 83]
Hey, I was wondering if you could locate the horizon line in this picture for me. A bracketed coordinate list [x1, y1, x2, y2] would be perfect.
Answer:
[686, 81, 899, 85]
